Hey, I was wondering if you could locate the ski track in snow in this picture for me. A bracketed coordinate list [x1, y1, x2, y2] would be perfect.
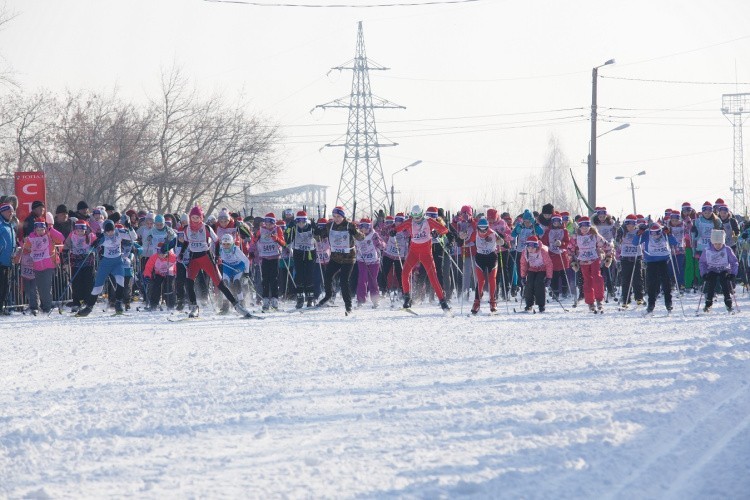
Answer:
[1, 295, 749, 498]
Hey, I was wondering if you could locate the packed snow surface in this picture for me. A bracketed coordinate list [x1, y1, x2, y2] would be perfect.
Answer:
[2, 295, 750, 498]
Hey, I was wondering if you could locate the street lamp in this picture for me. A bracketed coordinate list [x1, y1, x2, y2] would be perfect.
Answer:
[614, 170, 646, 214]
[588, 58, 616, 214]
[390, 160, 422, 216]
[520, 189, 545, 212]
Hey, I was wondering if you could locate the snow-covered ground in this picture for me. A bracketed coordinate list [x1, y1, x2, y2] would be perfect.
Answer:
[2, 294, 750, 499]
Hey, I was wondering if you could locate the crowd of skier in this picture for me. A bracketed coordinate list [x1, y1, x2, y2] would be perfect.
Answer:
[0, 194, 747, 319]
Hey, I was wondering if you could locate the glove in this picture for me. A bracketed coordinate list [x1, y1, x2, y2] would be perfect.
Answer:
[497, 237, 505, 246]
[554, 240, 562, 247]
[544, 278, 551, 288]
[389, 229, 397, 237]
[570, 260, 580, 272]
[604, 256, 613, 268]
[431, 229, 438, 238]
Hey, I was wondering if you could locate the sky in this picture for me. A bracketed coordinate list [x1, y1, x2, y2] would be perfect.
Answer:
[2, 0, 750, 218]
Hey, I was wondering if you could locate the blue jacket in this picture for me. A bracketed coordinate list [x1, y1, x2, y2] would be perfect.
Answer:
[637, 231, 678, 263]
[0, 217, 17, 266]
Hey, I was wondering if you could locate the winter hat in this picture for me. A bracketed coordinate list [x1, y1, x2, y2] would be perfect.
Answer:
[103, 219, 115, 232]
[486, 208, 498, 220]
[395, 212, 405, 222]
[180, 213, 188, 224]
[426, 206, 439, 218]
[551, 212, 562, 222]
[317, 217, 328, 226]
[33, 217, 46, 229]
[74, 220, 88, 230]
[31, 200, 44, 210]
[221, 233, 234, 245]
[145, 212, 155, 221]
[636, 214, 647, 225]
[125, 209, 137, 217]
[526, 235, 540, 247]
[715, 198, 726, 209]
[283, 208, 294, 219]
[578, 216, 591, 227]
[624, 214, 637, 223]
[264, 212, 276, 223]
[359, 218, 372, 226]
[218, 208, 230, 221]
[681, 202, 692, 211]
[0, 203, 12, 214]
[460, 205, 473, 216]
[410, 205, 424, 219]
[664, 208, 672, 217]
[189, 205, 204, 218]
[477, 217, 489, 229]
[711, 229, 726, 244]
[542, 203, 554, 215]
[55, 204, 68, 215]
[295, 210, 307, 222]
[137, 209, 148, 218]
[670, 210, 680, 219]
[522, 209, 534, 221]
[384, 215, 394, 224]
[649, 223, 662, 233]
[276, 220, 286, 228]
[596, 206, 607, 215]
[154, 214, 165, 225]
[560, 211, 570, 220]
[77, 201, 89, 211]
[332, 206, 346, 218]
[44, 211, 54, 225]
[702, 201, 713, 211]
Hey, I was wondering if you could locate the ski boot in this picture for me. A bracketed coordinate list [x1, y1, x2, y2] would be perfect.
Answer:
[218, 302, 230, 315]
[596, 300, 603, 313]
[261, 298, 270, 312]
[439, 298, 451, 312]
[525, 305, 533, 312]
[114, 301, 124, 315]
[636, 299, 644, 306]
[489, 301, 497, 313]
[234, 302, 251, 316]
[271, 297, 279, 311]
[403, 293, 412, 309]
[371, 295, 380, 309]
[588, 303, 596, 313]
[176, 300, 185, 311]
[76, 305, 93, 317]
[471, 299, 480, 315]
[703, 301, 712, 313]
[296, 293, 304, 309]
[188, 304, 200, 318]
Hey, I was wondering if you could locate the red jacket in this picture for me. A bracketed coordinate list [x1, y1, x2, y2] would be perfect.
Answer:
[520, 244, 553, 279]
[394, 217, 448, 251]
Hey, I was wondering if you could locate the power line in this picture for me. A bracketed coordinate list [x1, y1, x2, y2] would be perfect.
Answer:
[204, 0, 484, 7]
[601, 75, 750, 85]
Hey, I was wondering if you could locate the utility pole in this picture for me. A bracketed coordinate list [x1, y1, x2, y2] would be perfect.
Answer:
[315, 21, 404, 219]
[588, 59, 615, 214]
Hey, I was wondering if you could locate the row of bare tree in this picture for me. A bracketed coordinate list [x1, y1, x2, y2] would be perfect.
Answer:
[0, 69, 280, 215]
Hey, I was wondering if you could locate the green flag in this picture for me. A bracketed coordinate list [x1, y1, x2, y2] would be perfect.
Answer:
[570, 169, 595, 213]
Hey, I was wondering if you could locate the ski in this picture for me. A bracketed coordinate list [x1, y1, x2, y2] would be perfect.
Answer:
[399, 307, 419, 316]
[513, 307, 535, 314]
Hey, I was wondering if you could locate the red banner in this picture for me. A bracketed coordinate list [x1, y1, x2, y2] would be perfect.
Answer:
[15, 171, 46, 223]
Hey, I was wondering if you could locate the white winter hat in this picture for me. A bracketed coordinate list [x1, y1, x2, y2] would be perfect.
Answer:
[710, 229, 725, 245]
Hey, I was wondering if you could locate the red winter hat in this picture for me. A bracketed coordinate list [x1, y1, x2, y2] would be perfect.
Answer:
[625, 214, 637, 222]
[715, 198, 725, 205]
[295, 210, 307, 220]
[276, 220, 286, 227]
[664, 208, 672, 215]
[650, 223, 662, 232]
[486, 208, 498, 220]
[317, 217, 328, 225]
[702, 201, 713, 210]
[385, 215, 394, 221]
[426, 206, 438, 215]
[460, 205, 473, 215]
[264, 212, 276, 220]
[551, 212, 562, 219]
[189, 205, 203, 218]
[332, 206, 346, 218]
[578, 216, 591, 225]
[359, 217, 372, 225]
[526, 235, 539, 243]
[681, 202, 691, 210]
[125, 209, 137, 217]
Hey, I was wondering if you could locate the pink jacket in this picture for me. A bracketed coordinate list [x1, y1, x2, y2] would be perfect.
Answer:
[520, 244, 553, 279]
[23, 228, 65, 271]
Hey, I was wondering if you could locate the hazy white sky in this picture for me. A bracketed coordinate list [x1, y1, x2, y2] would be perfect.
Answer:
[3, 0, 750, 218]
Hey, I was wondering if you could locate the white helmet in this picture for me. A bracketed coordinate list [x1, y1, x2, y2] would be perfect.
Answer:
[410, 205, 424, 219]
[221, 234, 234, 245]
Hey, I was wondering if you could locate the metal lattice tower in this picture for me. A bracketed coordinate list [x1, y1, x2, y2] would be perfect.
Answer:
[721, 93, 750, 215]
[315, 21, 404, 219]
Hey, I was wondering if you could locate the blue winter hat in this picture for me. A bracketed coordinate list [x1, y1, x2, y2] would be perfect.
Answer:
[154, 214, 165, 225]
[477, 217, 489, 229]
[332, 206, 346, 218]
[103, 219, 115, 232]
[522, 209, 534, 221]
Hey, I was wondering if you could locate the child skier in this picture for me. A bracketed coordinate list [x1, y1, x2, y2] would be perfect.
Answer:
[395, 205, 451, 312]
[286, 210, 317, 309]
[568, 216, 612, 313]
[313, 217, 330, 305]
[639, 223, 680, 315]
[142, 244, 177, 310]
[354, 217, 385, 308]
[253, 213, 286, 312]
[22, 218, 65, 314]
[468, 217, 500, 314]
[541, 212, 570, 300]
[217, 233, 250, 313]
[520, 235, 553, 312]
[699, 229, 739, 313]
[63, 219, 96, 312]
[511, 209, 544, 297]
[616, 214, 644, 307]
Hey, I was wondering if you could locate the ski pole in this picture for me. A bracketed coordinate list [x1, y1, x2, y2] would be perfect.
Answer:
[498, 250, 510, 314]
[694, 282, 706, 315]
[668, 250, 686, 317]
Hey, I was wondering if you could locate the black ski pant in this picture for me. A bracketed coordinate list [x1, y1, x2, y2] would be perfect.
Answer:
[646, 260, 672, 310]
[703, 271, 733, 308]
[620, 258, 644, 304]
[524, 271, 547, 310]
[323, 260, 354, 308]
[261, 258, 280, 299]
[149, 274, 176, 309]
[293, 252, 316, 298]
[175, 262, 187, 305]
[0, 265, 9, 312]
[379, 256, 403, 293]
[71, 265, 93, 306]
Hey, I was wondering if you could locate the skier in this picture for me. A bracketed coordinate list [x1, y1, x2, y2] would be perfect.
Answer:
[313, 217, 330, 305]
[699, 229, 739, 313]
[62, 219, 96, 312]
[511, 209, 544, 297]
[354, 217, 385, 308]
[666, 209, 688, 294]
[468, 217, 500, 314]
[315, 206, 364, 314]
[286, 210, 317, 309]
[452, 205, 477, 299]
[21, 218, 65, 314]
[568, 216, 612, 313]
[142, 244, 177, 310]
[616, 214, 644, 307]
[593, 206, 617, 298]
[541, 212, 570, 299]
[487, 208, 511, 301]
[253, 213, 286, 312]
[0, 203, 17, 316]
[639, 223, 679, 315]
[379, 214, 407, 300]
[520, 235, 553, 312]
[75, 218, 137, 316]
[394, 205, 451, 312]
[217, 233, 250, 314]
